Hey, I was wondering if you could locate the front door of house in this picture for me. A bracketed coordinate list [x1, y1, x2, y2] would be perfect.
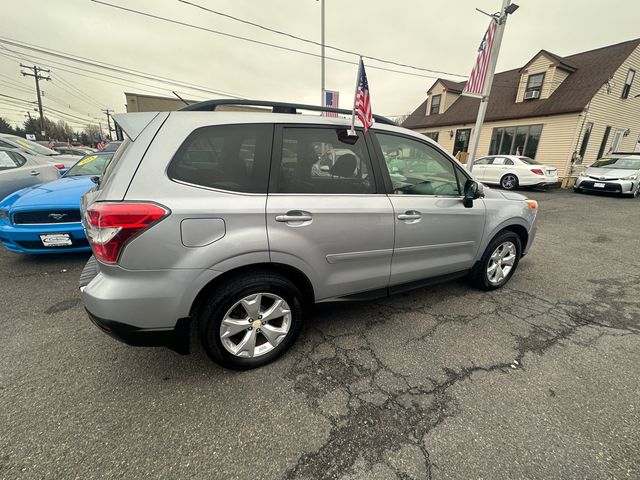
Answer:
[453, 128, 471, 156]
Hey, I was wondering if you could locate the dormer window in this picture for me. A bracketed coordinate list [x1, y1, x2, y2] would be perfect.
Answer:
[430, 94, 441, 114]
[622, 69, 635, 99]
[524, 73, 544, 100]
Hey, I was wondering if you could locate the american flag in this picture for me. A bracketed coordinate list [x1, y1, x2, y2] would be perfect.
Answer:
[463, 19, 498, 96]
[324, 90, 339, 117]
[97, 141, 106, 152]
[47, 140, 54, 149]
[355, 59, 373, 132]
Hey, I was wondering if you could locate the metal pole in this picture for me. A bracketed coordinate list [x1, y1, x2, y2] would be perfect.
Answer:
[320, 0, 325, 107]
[349, 58, 362, 135]
[34, 72, 45, 137]
[466, 0, 511, 172]
[21, 64, 50, 139]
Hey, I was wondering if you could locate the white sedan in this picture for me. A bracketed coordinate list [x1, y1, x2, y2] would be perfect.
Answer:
[472, 155, 560, 190]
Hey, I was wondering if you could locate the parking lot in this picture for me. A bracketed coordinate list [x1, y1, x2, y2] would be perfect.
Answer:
[1, 189, 639, 480]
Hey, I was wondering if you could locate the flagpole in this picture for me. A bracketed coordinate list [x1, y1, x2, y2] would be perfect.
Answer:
[349, 57, 362, 136]
[320, 0, 325, 108]
[466, 0, 512, 172]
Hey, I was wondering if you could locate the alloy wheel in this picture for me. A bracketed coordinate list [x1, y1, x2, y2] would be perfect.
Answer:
[486, 241, 517, 286]
[219, 293, 292, 358]
[501, 174, 518, 190]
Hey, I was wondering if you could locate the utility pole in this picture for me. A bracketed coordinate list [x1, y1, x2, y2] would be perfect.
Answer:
[102, 109, 114, 140]
[319, 0, 325, 107]
[466, 0, 518, 172]
[20, 64, 50, 140]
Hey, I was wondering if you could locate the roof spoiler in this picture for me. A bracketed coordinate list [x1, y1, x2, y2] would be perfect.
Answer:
[111, 112, 162, 141]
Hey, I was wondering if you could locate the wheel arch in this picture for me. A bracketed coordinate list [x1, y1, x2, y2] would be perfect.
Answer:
[189, 263, 315, 319]
[495, 224, 529, 252]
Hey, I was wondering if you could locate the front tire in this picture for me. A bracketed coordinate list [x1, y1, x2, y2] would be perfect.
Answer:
[470, 231, 522, 291]
[500, 174, 519, 190]
[198, 272, 306, 369]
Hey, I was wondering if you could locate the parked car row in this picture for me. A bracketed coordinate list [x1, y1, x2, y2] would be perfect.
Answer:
[470, 152, 640, 198]
[0, 152, 114, 253]
[0, 134, 81, 168]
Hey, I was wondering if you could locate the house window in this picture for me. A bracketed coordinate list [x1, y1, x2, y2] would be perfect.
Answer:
[525, 73, 544, 99]
[489, 124, 543, 158]
[424, 132, 439, 142]
[621, 69, 635, 99]
[453, 128, 471, 155]
[430, 94, 441, 114]
[597, 126, 611, 158]
[578, 122, 593, 162]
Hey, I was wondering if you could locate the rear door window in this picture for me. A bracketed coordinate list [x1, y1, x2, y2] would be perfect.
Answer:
[0, 151, 23, 169]
[168, 124, 272, 193]
[273, 127, 375, 194]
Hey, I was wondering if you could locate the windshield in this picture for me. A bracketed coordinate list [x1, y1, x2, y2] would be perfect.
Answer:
[3, 135, 60, 156]
[591, 157, 640, 170]
[519, 156, 542, 165]
[65, 153, 113, 176]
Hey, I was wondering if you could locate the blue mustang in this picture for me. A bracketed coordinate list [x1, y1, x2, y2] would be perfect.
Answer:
[0, 152, 114, 254]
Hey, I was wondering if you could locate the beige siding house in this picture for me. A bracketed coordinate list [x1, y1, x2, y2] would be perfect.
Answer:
[403, 39, 640, 179]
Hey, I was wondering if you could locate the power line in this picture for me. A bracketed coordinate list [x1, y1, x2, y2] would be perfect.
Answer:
[178, 0, 468, 78]
[0, 48, 219, 101]
[0, 35, 246, 98]
[0, 93, 35, 104]
[88, 1, 452, 81]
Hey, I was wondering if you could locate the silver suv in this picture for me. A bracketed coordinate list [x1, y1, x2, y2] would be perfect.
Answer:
[80, 100, 538, 369]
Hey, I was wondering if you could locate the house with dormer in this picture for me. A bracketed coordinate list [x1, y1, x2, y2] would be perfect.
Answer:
[402, 38, 640, 178]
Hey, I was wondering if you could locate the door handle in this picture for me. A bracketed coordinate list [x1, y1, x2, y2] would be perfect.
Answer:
[397, 210, 422, 221]
[30, 170, 41, 176]
[275, 211, 313, 223]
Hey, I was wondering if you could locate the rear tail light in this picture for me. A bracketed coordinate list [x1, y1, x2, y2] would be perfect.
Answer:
[54, 164, 65, 169]
[531, 168, 544, 175]
[84, 202, 169, 264]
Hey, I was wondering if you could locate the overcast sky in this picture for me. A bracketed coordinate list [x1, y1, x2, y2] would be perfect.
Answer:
[0, 0, 638, 129]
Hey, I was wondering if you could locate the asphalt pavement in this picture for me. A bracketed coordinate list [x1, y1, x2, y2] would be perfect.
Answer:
[1, 189, 639, 480]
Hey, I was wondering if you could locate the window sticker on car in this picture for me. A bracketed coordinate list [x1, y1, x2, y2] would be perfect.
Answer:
[15, 139, 31, 149]
[77, 155, 98, 166]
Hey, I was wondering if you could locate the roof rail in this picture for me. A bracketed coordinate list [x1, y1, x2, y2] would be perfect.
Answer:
[611, 151, 640, 155]
[178, 99, 397, 126]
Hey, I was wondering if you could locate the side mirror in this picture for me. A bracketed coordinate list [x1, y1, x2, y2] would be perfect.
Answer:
[463, 179, 483, 208]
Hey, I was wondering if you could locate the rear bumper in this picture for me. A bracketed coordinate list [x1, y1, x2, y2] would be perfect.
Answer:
[86, 309, 191, 354]
[0, 220, 89, 254]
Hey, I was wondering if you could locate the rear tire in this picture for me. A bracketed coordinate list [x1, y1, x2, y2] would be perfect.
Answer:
[470, 231, 522, 291]
[500, 174, 519, 190]
[198, 272, 306, 369]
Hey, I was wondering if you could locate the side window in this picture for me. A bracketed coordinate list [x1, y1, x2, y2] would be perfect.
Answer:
[474, 157, 491, 165]
[504, 158, 514, 165]
[0, 140, 14, 149]
[492, 157, 507, 165]
[0, 151, 21, 170]
[274, 128, 375, 194]
[376, 133, 462, 196]
[168, 124, 272, 193]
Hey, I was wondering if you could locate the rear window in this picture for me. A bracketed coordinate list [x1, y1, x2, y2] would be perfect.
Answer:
[519, 156, 542, 165]
[168, 124, 272, 193]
